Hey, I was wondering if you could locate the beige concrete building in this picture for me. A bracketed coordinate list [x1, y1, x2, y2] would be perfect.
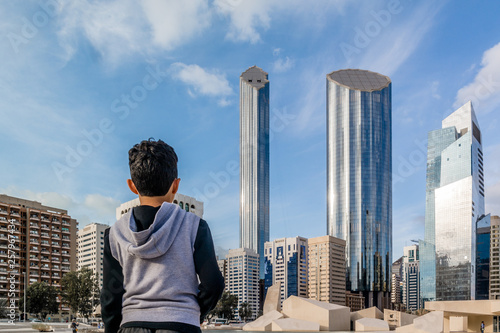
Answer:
[77, 222, 109, 289]
[226, 248, 259, 320]
[0, 194, 78, 319]
[346, 291, 365, 311]
[116, 193, 204, 220]
[307, 235, 346, 306]
[491, 216, 500, 300]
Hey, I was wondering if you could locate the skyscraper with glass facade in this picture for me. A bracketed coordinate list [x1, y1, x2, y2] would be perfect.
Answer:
[240, 66, 270, 278]
[327, 69, 392, 309]
[420, 101, 485, 302]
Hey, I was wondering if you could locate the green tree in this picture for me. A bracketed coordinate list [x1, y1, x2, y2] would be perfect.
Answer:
[0, 298, 7, 318]
[212, 291, 238, 320]
[60, 268, 100, 320]
[18, 282, 59, 320]
[238, 302, 252, 322]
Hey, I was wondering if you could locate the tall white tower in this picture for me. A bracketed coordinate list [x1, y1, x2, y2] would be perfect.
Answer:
[239, 66, 270, 278]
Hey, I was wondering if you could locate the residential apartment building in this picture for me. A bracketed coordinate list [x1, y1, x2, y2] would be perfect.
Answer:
[402, 245, 420, 311]
[116, 193, 204, 220]
[77, 223, 109, 289]
[490, 216, 500, 299]
[391, 257, 403, 309]
[226, 248, 259, 320]
[307, 235, 346, 305]
[264, 237, 308, 305]
[0, 194, 77, 319]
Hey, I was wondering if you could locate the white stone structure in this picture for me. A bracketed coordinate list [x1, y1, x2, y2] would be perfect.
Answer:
[77, 222, 109, 289]
[226, 248, 260, 320]
[115, 193, 204, 220]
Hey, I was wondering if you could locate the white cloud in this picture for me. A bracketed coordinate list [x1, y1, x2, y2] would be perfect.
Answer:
[357, 2, 445, 77]
[170, 63, 233, 106]
[56, 0, 211, 66]
[273, 56, 294, 73]
[214, 0, 271, 43]
[142, 0, 211, 50]
[0, 186, 119, 226]
[454, 42, 500, 114]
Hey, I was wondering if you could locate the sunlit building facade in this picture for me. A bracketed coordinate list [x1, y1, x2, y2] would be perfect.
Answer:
[77, 222, 109, 289]
[307, 235, 346, 306]
[490, 216, 500, 299]
[226, 248, 259, 320]
[240, 66, 270, 278]
[421, 101, 485, 302]
[116, 193, 203, 220]
[264, 237, 308, 305]
[327, 69, 392, 309]
[402, 245, 420, 311]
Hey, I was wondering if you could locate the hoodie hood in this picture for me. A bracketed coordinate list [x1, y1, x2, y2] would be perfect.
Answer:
[118, 202, 199, 259]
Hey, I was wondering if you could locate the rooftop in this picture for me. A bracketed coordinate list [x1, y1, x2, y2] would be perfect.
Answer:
[241, 66, 269, 89]
[327, 69, 391, 92]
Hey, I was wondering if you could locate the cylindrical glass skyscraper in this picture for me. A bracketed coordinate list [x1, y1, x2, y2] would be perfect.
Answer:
[327, 69, 392, 309]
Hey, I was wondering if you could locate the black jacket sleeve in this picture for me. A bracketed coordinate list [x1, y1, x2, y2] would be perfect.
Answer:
[193, 219, 225, 322]
[100, 228, 125, 333]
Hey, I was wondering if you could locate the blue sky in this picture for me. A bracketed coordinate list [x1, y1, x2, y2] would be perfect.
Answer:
[1, 0, 500, 259]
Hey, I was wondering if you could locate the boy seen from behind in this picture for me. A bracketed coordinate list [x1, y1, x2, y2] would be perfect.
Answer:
[101, 139, 225, 333]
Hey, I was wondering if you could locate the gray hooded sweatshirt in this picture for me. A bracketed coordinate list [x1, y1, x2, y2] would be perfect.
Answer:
[108, 202, 201, 327]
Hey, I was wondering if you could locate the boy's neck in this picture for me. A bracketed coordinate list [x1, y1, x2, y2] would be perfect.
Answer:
[138, 195, 172, 207]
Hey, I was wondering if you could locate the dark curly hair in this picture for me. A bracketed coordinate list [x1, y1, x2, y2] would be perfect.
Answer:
[128, 139, 178, 196]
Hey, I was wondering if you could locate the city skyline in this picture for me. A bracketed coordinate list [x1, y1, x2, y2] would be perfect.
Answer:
[1, 1, 500, 259]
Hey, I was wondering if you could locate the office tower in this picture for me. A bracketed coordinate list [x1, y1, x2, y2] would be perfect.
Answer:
[490, 216, 500, 299]
[307, 235, 346, 305]
[226, 248, 259, 320]
[0, 194, 77, 319]
[391, 257, 403, 309]
[116, 193, 204, 220]
[421, 101, 485, 302]
[476, 215, 491, 300]
[264, 236, 308, 305]
[77, 223, 109, 289]
[402, 245, 420, 311]
[240, 66, 270, 278]
[327, 69, 392, 309]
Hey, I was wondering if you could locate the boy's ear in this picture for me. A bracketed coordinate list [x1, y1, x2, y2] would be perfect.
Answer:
[171, 178, 180, 195]
[127, 179, 139, 195]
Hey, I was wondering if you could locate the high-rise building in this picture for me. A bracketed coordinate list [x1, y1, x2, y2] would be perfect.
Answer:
[0, 194, 78, 319]
[307, 235, 346, 305]
[77, 222, 109, 289]
[239, 66, 270, 278]
[402, 245, 420, 311]
[116, 193, 204, 220]
[217, 258, 227, 288]
[226, 248, 259, 320]
[264, 237, 308, 305]
[421, 101, 485, 302]
[490, 216, 500, 299]
[327, 69, 392, 309]
[476, 215, 491, 300]
[391, 257, 403, 309]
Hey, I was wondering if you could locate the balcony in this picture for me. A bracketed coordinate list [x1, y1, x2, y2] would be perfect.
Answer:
[29, 256, 39, 261]
[41, 224, 49, 230]
[10, 211, 20, 217]
[51, 218, 60, 224]
[0, 216, 7, 222]
[0, 209, 7, 215]
[62, 228, 70, 234]
[30, 214, 39, 220]
[29, 223, 39, 229]
[40, 216, 49, 222]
